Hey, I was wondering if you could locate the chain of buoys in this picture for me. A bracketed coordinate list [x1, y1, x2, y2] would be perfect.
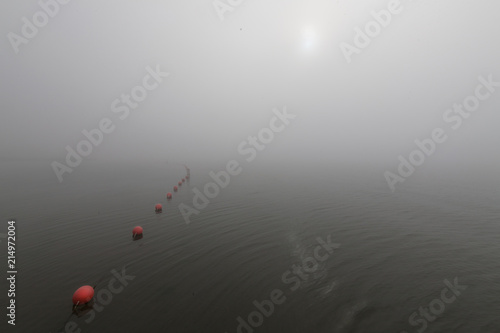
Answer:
[156, 164, 189, 212]
[66, 164, 191, 321]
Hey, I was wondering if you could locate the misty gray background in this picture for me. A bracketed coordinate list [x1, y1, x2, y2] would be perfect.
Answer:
[1, 0, 499, 189]
[1, 2, 500, 333]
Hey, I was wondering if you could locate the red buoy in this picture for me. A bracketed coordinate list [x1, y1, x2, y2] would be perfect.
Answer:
[72, 285, 94, 305]
[155, 203, 162, 213]
[166, 192, 172, 200]
[182, 178, 185, 182]
[133, 226, 143, 236]
[178, 181, 182, 186]
[173, 186, 178, 192]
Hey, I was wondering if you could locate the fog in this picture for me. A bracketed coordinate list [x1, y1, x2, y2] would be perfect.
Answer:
[1, 0, 499, 190]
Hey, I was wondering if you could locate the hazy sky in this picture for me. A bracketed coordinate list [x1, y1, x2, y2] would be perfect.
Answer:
[1, 0, 499, 183]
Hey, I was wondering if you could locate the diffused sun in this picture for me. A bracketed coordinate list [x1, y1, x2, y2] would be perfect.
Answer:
[301, 27, 317, 51]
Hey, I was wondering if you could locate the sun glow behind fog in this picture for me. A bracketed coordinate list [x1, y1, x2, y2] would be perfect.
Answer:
[301, 26, 318, 51]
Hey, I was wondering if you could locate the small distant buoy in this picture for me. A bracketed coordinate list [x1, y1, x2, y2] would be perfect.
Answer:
[173, 186, 178, 192]
[72, 285, 94, 305]
[186, 175, 190, 179]
[166, 192, 172, 200]
[182, 178, 185, 182]
[133, 226, 143, 236]
[178, 181, 182, 186]
[155, 203, 162, 213]
[132, 226, 143, 240]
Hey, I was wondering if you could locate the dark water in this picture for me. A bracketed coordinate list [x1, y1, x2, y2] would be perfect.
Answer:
[1, 161, 499, 333]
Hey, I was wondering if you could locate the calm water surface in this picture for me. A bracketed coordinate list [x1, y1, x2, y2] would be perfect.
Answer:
[1, 162, 499, 332]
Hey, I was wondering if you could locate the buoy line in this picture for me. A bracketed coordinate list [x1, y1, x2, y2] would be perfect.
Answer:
[54, 164, 191, 330]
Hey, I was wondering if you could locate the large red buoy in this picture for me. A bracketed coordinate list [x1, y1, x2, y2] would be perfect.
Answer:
[173, 186, 178, 192]
[155, 203, 162, 213]
[133, 226, 143, 236]
[72, 285, 94, 305]
[182, 178, 185, 183]
[178, 181, 182, 186]
[166, 192, 172, 200]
